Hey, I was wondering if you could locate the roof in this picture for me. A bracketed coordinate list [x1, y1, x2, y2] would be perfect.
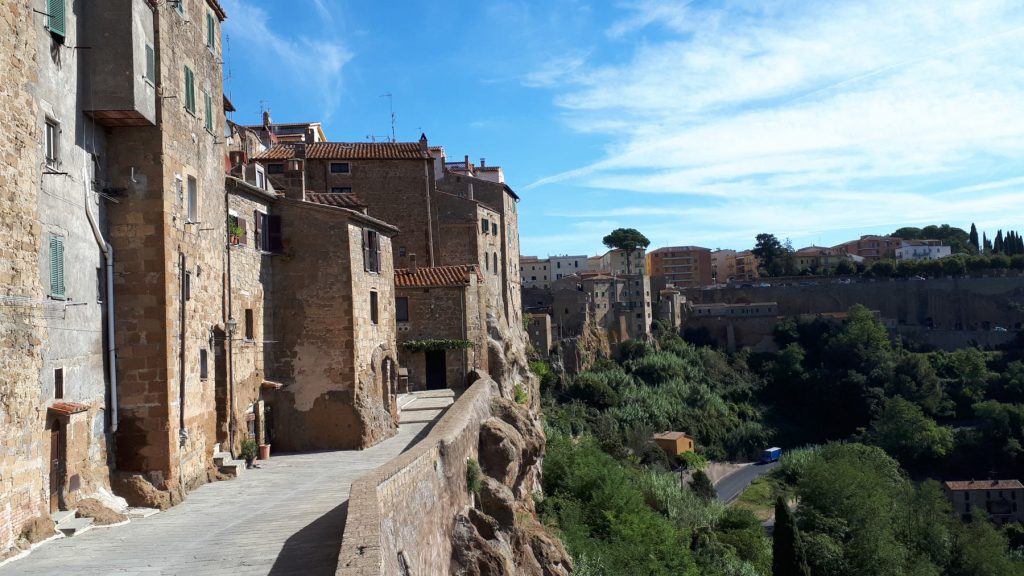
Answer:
[306, 192, 366, 210]
[206, 0, 227, 21]
[945, 480, 1024, 491]
[653, 431, 694, 441]
[308, 142, 432, 160]
[395, 265, 483, 288]
[252, 147, 293, 161]
[49, 402, 89, 416]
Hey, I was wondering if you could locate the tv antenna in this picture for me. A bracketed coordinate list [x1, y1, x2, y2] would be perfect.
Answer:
[380, 92, 395, 142]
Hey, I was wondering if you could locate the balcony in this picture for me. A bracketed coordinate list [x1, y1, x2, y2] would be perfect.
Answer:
[83, 0, 156, 127]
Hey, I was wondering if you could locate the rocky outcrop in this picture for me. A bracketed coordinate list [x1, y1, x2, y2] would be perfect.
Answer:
[451, 389, 573, 575]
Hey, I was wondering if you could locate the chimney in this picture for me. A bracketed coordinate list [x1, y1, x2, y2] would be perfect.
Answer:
[283, 158, 306, 200]
[480, 158, 486, 168]
[419, 133, 428, 151]
[262, 110, 272, 128]
[409, 254, 418, 274]
[466, 181, 474, 201]
[464, 155, 470, 172]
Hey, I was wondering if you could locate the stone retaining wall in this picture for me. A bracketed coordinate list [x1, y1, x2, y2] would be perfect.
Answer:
[337, 378, 497, 575]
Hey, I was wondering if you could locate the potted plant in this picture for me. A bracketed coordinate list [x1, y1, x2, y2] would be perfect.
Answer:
[258, 443, 271, 460]
[240, 439, 258, 468]
[228, 223, 244, 245]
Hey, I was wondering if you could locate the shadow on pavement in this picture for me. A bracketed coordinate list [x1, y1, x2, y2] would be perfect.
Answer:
[269, 501, 348, 576]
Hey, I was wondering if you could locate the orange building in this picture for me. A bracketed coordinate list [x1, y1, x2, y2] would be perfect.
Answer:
[646, 246, 713, 288]
[653, 431, 696, 455]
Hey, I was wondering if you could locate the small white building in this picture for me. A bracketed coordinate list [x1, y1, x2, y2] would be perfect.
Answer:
[520, 256, 551, 289]
[896, 240, 951, 261]
[550, 254, 588, 281]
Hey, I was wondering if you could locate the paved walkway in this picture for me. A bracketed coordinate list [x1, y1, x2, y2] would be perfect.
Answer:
[1, 391, 454, 576]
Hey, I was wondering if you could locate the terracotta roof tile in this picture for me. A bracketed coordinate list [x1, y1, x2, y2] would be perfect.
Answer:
[252, 147, 294, 161]
[49, 402, 89, 416]
[306, 192, 366, 210]
[395, 265, 482, 288]
[945, 480, 1024, 491]
[206, 0, 227, 20]
[307, 142, 432, 160]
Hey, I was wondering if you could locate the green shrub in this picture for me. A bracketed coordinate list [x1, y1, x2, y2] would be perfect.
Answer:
[679, 451, 707, 471]
[240, 439, 258, 461]
[466, 458, 482, 494]
[514, 383, 529, 404]
[776, 445, 820, 484]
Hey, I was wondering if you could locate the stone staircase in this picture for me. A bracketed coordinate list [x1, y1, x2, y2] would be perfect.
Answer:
[398, 389, 455, 424]
[51, 509, 92, 538]
[212, 442, 247, 477]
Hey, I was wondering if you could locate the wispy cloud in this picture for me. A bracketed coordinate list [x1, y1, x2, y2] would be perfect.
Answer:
[222, 0, 351, 121]
[524, 0, 1024, 246]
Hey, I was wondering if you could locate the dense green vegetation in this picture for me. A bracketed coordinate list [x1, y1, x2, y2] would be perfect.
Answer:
[536, 306, 1024, 575]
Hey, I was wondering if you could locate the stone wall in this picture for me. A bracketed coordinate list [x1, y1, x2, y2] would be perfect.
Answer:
[268, 200, 398, 451]
[338, 378, 495, 575]
[0, 0, 46, 553]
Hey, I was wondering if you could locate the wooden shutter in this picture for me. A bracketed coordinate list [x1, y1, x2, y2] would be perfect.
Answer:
[184, 66, 195, 113]
[206, 13, 215, 48]
[50, 236, 65, 298]
[371, 231, 380, 272]
[254, 211, 262, 249]
[237, 217, 248, 246]
[204, 91, 213, 131]
[48, 0, 65, 39]
[267, 214, 283, 252]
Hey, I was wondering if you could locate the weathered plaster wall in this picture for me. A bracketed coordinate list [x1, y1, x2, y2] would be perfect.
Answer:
[0, 0, 46, 553]
[337, 378, 495, 576]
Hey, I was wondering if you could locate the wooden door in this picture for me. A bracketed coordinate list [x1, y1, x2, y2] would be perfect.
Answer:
[49, 422, 64, 512]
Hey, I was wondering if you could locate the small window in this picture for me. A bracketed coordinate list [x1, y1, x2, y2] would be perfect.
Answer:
[493, 252, 498, 272]
[206, 12, 216, 50]
[254, 164, 266, 190]
[145, 44, 156, 84]
[481, 218, 489, 234]
[398, 246, 406, 257]
[492, 223, 498, 235]
[44, 119, 59, 167]
[187, 176, 198, 222]
[330, 187, 352, 194]
[172, 0, 184, 16]
[49, 235, 65, 299]
[204, 90, 213, 132]
[184, 271, 192, 300]
[267, 163, 284, 174]
[244, 308, 254, 340]
[370, 291, 379, 325]
[54, 368, 64, 399]
[183, 66, 196, 114]
[330, 162, 350, 173]
[362, 229, 380, 273]
[200, 349, 208, 379]
[396, 297, 409, 322]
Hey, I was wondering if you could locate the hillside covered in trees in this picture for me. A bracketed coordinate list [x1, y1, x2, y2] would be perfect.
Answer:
[534, 307, 1024, 575]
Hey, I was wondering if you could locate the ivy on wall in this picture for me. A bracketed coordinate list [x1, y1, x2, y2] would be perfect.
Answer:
[402, 339, 474, 353]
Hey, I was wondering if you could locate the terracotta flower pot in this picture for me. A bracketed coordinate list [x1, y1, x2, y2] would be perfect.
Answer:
[258, 444, 271, 460]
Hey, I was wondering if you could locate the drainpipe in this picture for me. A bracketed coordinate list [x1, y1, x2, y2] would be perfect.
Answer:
[224, 188, 235, 451]
[83, 169, 118, 434]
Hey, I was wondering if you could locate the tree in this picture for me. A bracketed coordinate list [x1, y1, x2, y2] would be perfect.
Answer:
[690, 470, 716, 500]
[867, 396, 953, 465]
[773, 497, 811, 576]
[969, 223, 979, 252]
[602, 228, 650, 275]
[835, 259, 856, 276]
[994, 230, 1005, 254]
[753, 234, 786, 276]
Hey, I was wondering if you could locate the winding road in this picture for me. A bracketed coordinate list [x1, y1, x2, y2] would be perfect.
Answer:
[715, 461, 779, 504]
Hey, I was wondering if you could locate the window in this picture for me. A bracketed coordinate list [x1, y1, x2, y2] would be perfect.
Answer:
[396, 297, 409, 322]
[47, 0, 65, 40]
[557, 262, 561, 268]
[493, 252, 498, 273]
[362, 229, 380, 273]
[54, 368, 64, 399]
[369, 291, 379, 324]
[267, 163, 284, 174]
[145, 44, 156, 84]
[253, 211, 283, 252]
[184, 271, 192, 301]
[254, 164, 266, 190]
[186, 176, 198, 222]
[183, 66, 196, 114]
[200, 349, 209, 379]
[492, 223, 497, 235]
[484, 255, 489, 271]
[206, 12, 215, 50]
[330, 187, 352, 194]
[204, 90, 213, 132]
[481, 218, 489, 234]
[398, 246, 406, 257]
[44, 119, 59, 167]
[330, 162, 350, 173]
[172, 0, 184, 16]
[49, 235, 65, 299]
[244, 309, 254, 340]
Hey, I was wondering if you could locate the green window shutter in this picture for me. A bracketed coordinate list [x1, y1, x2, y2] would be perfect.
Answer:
[184, 66, 195, 113]
[48, 0, 65, 39]
[204, 91, 213, 131]
[207, 13, 215, 48]
[50, 236, 65, 298]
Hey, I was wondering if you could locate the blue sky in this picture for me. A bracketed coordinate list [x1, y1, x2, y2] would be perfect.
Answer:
[221, 0, 1024, 256]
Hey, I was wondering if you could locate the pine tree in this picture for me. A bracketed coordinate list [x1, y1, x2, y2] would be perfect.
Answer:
[969, 223, 979, 252]
[773, 496, 811, 576]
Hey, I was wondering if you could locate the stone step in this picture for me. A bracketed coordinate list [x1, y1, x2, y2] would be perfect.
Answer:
[212, 442, 222, 455]
[400, 407, 445, 424]
[51, 509, 76, 525]
[56, 516, 93, 537]
[403, 397, 455, 411]
[218, 459, 247, 477]
[127, 507, 159, 519]
[213, 451, 234, 467]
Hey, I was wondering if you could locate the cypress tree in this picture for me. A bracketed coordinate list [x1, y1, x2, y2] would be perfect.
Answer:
[969, 223, 979, 252]
[995, 230, 1004, 254]
[773, 496, 810, 576]
[983, 232, 992, 254]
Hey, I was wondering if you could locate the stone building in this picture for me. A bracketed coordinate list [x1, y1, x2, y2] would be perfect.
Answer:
[521, 256, 551, 289]
[551, 272, 652, 343]
[646, 246, 713, 288]
[394, 264, 488, 390]
[711, 249, 760, 283]
[944, 480, 1024, 525]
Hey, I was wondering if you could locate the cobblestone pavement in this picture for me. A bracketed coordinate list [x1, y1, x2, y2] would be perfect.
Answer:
[1, 392, 453, 576]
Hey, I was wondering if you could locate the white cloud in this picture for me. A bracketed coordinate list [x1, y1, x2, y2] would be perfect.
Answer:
[525, 0, 1024, 245]
[221, 0, 351, 121]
